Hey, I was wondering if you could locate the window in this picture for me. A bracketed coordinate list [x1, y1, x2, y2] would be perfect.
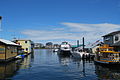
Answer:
[25, 41, 27, 43]
[0, 47, 5, 54]
[115, 36, 119, 41]
[105, 37, 110, 41]
[26, 48, 28, 51]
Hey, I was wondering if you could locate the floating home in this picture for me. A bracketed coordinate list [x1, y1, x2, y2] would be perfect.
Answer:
[0, 39, 21, 62]
[13, 40, 34, 54]
[95, 44, 120, 65]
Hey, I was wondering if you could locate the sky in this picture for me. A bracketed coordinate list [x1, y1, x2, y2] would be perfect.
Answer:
[0, 0, 120, 46]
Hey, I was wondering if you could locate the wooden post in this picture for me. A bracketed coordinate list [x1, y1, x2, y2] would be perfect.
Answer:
[77, 40, 79, 47]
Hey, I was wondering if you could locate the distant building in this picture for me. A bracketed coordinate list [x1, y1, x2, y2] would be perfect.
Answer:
[0, 39, 20, 61]
[46, 42, 53, 48]
[53, 44, 59, 48]
[34, 43, 44, 48]
[103, 31, 120, 51]
[14, 40, 34, 53]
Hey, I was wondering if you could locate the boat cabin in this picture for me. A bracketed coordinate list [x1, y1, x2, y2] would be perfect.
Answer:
[62, 42, 68, 45]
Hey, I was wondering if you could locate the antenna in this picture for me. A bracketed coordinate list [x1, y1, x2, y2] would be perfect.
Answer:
[0, 16, 2, 31]
[0, 16, 2, 39]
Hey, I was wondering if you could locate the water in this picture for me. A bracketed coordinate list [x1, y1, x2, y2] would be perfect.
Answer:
[0, 49, 120, 80]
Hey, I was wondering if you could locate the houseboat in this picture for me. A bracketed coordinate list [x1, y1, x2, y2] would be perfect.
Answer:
[0, 39, 21, 62]
[95, 44, 120, 65]
[13, 40, 34, 54]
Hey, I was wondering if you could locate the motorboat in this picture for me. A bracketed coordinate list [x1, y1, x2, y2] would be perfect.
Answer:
[72, 48, 90, 59]
[58, 42, 72, 55]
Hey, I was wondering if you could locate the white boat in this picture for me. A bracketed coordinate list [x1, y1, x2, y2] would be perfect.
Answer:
[53, 49, 59, 52]
[58, 42, 72, 54]
[72, 48, 90, 59]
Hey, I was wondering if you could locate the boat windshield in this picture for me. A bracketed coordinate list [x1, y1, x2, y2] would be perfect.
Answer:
[62, 42, 68, 45]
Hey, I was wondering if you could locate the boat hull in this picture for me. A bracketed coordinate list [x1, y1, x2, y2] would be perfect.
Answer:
[94, 60, 120, 66]
[58, 50, 71, 56]
[72, 51, 91, 59]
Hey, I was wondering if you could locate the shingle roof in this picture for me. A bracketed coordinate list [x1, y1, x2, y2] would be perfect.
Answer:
[0, 39, 19, 46]
[102, 31, 120, 37]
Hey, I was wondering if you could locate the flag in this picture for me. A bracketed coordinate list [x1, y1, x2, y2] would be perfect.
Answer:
[0, 16, 2, 20]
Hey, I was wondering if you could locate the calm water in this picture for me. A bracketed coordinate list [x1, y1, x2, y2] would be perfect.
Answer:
[1, 49, 120, 80]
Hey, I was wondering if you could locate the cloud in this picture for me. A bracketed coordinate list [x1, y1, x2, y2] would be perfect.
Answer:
[21, 22, 120, 44]
[61, 23, 120, 33]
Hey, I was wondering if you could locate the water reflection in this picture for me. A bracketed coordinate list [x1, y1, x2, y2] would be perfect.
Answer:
[58, 54, 71, 66]
[20, 54, 33, 69]
[0, 53, 34, 80]
[57, 53, 95, 79]
[0, 60, 22, 80]
[95, 64, 120, 80]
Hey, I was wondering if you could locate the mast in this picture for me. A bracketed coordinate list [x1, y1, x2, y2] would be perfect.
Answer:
[83, 37, 85, 51]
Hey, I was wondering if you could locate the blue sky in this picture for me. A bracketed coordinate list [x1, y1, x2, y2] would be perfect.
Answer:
[0, 0, 120, 45]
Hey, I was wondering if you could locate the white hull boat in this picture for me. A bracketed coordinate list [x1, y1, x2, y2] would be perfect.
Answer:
[58, 42, 72, 55]
[72, 49, 90, 59]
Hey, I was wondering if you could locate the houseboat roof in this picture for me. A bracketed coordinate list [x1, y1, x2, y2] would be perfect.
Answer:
[16, 39, 32, 41]
[102, 31, 120, 37]
[0, 39, 20, 46]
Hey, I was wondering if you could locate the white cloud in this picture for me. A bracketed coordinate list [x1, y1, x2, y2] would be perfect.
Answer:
[21, 22, 120, 45]
[61, 23, 120, 33]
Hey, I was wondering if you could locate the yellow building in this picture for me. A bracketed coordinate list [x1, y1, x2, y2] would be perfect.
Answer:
[14, 40, 34, 54]
[0, 39, 20, 61]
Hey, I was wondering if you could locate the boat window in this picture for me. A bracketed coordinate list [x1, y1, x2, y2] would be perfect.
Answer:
[62, 42, 68, 44]
[115, 36, 119, 41]
[109, 49, 113, 51]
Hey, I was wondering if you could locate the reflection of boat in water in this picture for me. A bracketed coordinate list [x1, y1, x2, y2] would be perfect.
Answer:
[95, 44, 120, 65]
[58, 54, 71, 66]
[58, 42, 72, 55]
[0, 60, 22, 80]
[95, 64, 120, 80]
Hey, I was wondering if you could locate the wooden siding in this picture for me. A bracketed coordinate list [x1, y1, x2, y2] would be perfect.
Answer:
[6, 46, 18, 59]
[0, 45, 5, 59]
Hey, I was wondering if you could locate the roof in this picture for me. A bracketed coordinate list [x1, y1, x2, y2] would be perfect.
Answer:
[16, 39, 31, 41]
[71, 45, 83, 48]
[0, 39, 20, 46]
[111, 41, 120, 46]
[102, 31, 120, 37]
